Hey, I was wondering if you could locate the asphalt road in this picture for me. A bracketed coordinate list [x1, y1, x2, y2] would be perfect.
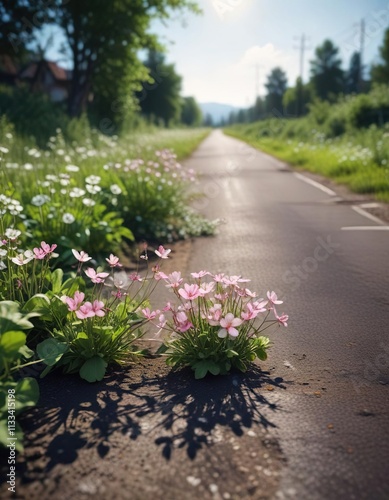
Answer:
[185, 130, 389, 500]
[2, 130, 388, 500]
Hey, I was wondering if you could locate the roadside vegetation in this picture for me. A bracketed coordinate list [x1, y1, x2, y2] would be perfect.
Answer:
[223, 28, 389, 203]
[225, 85, 389, 202]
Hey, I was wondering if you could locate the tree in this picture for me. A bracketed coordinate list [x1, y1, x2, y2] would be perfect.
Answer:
[283, 77, 312, 116]
[346, 52, 363, 94]
[180, 96, 202, 126]
[0, 0, 37, 57]
[371, 28, 389, 84]
[138, 51, 182, 126]
[310, 39, 344, 100]
[265, 67, 288, 114]
[251, 96, 265, 121]
[1, 1, 198, 120]
[203, 113, 214, 127]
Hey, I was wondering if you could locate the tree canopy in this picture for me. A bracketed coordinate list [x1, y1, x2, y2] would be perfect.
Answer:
[371, 28, 389, 84]
[310, 39, 344, 100]
[1, 0, 199, 123]
[139, 51, 182, 127]
[265, 67, 288, 113]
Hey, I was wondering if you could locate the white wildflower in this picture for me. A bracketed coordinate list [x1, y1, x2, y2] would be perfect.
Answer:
[62, 213, 75, 224]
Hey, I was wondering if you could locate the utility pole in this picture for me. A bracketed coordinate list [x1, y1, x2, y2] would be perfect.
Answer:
[299, 34, 306, 82]
[294, 34, 310, 116]
[359, 18, 365, 92]
[294, 34, 309, 82]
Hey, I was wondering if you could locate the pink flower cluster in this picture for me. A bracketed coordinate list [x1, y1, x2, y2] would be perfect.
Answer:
[142, 271, 289, 340]
[33, 241, 57, 260]
[61, 291, 105, 319]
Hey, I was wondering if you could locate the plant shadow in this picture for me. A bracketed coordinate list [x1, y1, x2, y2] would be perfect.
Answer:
[4, 361, 288, 485]
[130, 364, 287, 460]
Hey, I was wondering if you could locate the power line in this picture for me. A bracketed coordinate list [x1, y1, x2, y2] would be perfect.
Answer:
[293, 34, 311, 83]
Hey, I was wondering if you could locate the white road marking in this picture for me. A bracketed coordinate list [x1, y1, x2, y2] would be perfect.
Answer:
[341, 226, 389, 231]
[351, 205, 385, 225]
[360, 202, 380, 209]
[294, 173, 337, 196]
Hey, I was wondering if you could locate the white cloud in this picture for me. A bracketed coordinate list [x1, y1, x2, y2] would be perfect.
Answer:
[183, 43, 298, 107]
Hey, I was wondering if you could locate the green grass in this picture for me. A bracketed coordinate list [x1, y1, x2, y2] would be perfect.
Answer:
[0, 126, 212, 264]
[225, 124, 389, 203]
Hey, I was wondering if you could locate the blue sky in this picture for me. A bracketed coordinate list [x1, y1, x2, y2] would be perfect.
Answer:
[45, 0, 389, 107]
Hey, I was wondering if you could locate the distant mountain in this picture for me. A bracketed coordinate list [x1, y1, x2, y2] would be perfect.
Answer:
[199, 102, 239, 124]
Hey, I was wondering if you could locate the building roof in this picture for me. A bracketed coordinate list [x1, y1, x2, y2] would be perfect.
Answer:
[19, 60, 70, 81]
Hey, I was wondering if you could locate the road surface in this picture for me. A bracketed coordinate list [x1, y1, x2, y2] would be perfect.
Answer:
[2, 130, 388, 500]
[185, 130, 389, 499]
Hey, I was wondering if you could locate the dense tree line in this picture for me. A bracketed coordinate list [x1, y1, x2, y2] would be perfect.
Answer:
[227, 28, 389, 126]
[0, 0, 202, 128]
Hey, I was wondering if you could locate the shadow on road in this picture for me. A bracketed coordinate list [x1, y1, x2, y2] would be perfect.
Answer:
[7, 361, 287, 485]
[131, 365, 286, 460]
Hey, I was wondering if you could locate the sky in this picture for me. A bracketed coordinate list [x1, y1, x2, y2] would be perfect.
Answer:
[45, 0, 389, 108]
[152, 0, 389, 106]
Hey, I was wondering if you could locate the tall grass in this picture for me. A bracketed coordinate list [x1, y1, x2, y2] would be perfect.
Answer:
[225, 86, 389, 202]
[0, 119, 212, 266]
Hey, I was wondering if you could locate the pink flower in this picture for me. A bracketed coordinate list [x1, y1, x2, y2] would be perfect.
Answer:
[165, 271, 183, 288]
[85, 267, 109, 284]
[141, 307, 160, 320]
[191, 270, 209, 279]
[207, 304, 222, 326]
[154, 271, 168, 281]
[214, 292, 228, 302]
[33, 247, 46, 260]
[253, 299, 268, 312]
[223, 275, 250, 286]
[175, 311, 193, 332]
[155, 245, 171, 259]
[218, 313, 243, 338]
[72, 249, 92, 263]
[41, 241, 57, 254]
[64, 291, 85, 311]
[241, 303, 259, 321]
[129, 272, 143, 282]
[212, 273, 225, 283]
[76, 302, 95, 319]
[267, 291, 283, 307]
[105, 253, 122, 268]
[276, 312, 289, 327]
[242, 288, 257, 298]
[156, 314, 167, 333]
[91, 300, 105, 317]
[163, 302, 173, 312]
[11, 250, 34, 266]
[199, 282, 215, 295]
[178, 283, 201, 301]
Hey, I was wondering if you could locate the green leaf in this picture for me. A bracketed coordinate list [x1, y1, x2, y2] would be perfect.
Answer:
[23, 294, 51, 320]
[18, 344, 35, 360]
[39, 364, 53, 378]
[193, 360, 209, 379]
[0, 301, 35, 331]
[207, 361, 221, 376]
[79, 356, 107, 383]
[14, 377, 40, 413]
[156, 343, 169, 355]
[51, 268, 64, 294]
[0, 331, 26, 359]
[226, 349, 239, 358]
[37, 338, 68, 366]
[256, 349, 268, 361]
